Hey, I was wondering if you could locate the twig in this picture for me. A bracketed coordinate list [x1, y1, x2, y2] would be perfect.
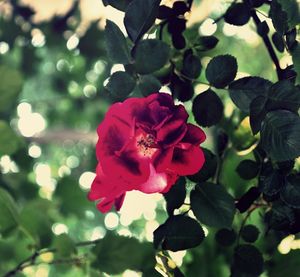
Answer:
[251, 10, 284, 80]
[3, 239, 101, 277]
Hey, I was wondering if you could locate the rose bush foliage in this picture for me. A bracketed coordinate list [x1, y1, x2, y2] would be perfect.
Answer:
[88, 92, 206, 212]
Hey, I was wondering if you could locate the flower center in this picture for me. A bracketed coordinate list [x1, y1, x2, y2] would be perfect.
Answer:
[136, 133, 157, 158]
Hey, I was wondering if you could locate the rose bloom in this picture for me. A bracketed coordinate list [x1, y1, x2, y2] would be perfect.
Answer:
[88, 92, 206, 213]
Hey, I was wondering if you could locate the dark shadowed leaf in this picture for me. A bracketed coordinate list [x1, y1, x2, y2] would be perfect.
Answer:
[280, 175, 300, 208]
[272, 32, 285, 52]
[133, 39, 170, 74]
[233, 244, 264, 275]
[265, 202, 295, 231]
[170, 74, 194, 102]
[259, 169, 285, 197]
[137, 75, 161, 96]
[193, 36, 219, 52]
[106, 71, 136, 98]
[192, 89, 224, 127]
[181, 54, 202, 79]
[241, 225, 260, 243]
[224, 3, 251, 26]
[187, 148, 217, 183]
[92, 232, 156, 274]
[270, 0, 300, 34]
[172, 32, 186, 49]
[173, 1, 189, 16]
[229, 76, 272, 112]
[236, 187, 261, 213]
[215, 228, 237, 247]
[260, 110, 300, 161]
[103, 0, 133, 11]
[291, 43, 300, 84]
[0, 188, 20, 236]
[153, 215, 204, 251]
[164, 177, 186, 215]
[105, 20, 130, 64]
[266, 80, 300, 112]
[124, 0, 161, 42]
[206, 55, 237, 88]
[249, 95, 267, 135]
[286, 28, 297, 51]
[190, 182, 235, 228]
[257, 21, 270, 36]
[157, 5, 174, 19]
[236, 160, 260, 180]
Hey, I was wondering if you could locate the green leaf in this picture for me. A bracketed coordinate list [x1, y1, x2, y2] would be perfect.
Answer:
[124, 0, 161, 42]
[280, 175, 300, 208]
[20, 199, 53, 247]
[233, 244, 264, 275]
[103, 0, 133, 11]
[224, 3, 251, 26]
[54, 177, 93, 216]
[236, 160, 260, 180]
[192, 89, 224, 127]
[181, 54, 202, 79]
[164, 177, 186, 215]
[0, 121, 21, 156]
[153, 215, 204, 251]
[229, 76, 272, 112]
[0, 66, 23, 112]
[215, 228, 237, 247]
[53, 234, 76, 258]
[260, 110, 300, 161]
[205, 55, 237, 88]
[92, 232, 156, 274]
[0, 188, 20, 236]
[272, 32, 285, 52]
[190, 182, 235, 228]
[105, 20, 130, 64]
[137, 75, 161, 96]
[187, 148, 217, 183]
[241, 225, 260, 243]
[266, 80, 300, 112]
[106, 71, 136, 98]
[133, 39, 170, 74]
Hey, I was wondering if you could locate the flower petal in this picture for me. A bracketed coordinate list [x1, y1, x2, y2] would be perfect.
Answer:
[182, 123, 206, 145]
[169, 146, 205, 176]
[139, 164, 169, 193]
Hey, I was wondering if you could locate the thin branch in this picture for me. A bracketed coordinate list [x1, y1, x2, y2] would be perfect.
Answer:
[3, 239, 101, 277]
[251, 10, 284, 80]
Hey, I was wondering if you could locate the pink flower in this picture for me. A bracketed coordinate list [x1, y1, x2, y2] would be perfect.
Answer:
[88, 93, 206, 213]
